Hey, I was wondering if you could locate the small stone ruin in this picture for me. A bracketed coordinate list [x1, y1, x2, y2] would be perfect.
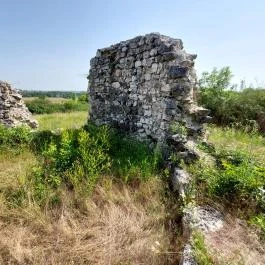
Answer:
[0, 81, 38, 128]
[88, 33, 209, 148]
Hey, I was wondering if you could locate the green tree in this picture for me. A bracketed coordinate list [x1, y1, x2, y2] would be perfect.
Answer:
[198, 67, 235, 124]
[199, 66, 234, 91]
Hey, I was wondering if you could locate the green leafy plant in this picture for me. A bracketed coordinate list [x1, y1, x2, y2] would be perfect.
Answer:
[192, 230, 214, 265]
[68, 127, 111, 192]
[0, 125, 33, 151]
[250, 214, 265, 241]
[169, 121, 188, 136]
[189, 146, 265, 217]
[30, 126, 111, 204]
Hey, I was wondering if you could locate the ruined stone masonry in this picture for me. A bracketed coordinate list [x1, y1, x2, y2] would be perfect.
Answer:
[88, 33, 223, 265]
[0, 81, 38, 128]
[88, 33, 209, 146]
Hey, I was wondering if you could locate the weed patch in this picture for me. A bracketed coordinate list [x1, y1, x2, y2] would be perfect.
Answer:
[192, 230, 214, 265]
[250, 214, 265, 241]
[189, 143, 265, 221]
[30, 126, 111, 204]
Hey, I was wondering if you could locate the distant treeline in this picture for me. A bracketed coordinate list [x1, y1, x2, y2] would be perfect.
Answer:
[21, 90, 87, 99]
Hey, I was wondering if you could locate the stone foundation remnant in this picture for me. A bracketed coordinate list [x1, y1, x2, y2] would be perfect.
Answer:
[88, 33, 209, 147]
[0, 81, 38, 128]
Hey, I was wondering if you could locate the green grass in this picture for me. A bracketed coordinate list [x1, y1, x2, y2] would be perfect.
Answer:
[34, 111, 88, 130]
[192, 231, 214, 265]
[208, 125, 265, 163]
[0, 150, 36, 191]
[108, 134, 162, 183]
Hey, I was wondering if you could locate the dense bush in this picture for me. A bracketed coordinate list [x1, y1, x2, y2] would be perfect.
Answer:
[198, 67, 265, 132]
[26, 97, 88, 114]
[190, 145, 265, 240]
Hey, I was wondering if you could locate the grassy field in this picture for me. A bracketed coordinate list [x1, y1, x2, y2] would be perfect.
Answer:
[208, 125, 265, 163]
[34, 111, 88, 130]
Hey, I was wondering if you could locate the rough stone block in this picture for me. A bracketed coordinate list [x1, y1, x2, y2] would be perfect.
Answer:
[168, 66, 189, 78]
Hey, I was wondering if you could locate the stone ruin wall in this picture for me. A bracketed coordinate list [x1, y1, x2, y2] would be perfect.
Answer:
[88, 33, 209, 145]
[0, 81, 38, 128]
[88, 34, 220, 264]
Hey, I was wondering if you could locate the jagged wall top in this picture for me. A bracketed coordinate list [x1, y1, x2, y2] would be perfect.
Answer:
[88, 33, 208, 142]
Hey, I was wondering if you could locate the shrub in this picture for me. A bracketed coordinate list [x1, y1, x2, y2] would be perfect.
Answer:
[31, 130, 60, 153]
[198, 67, 265, 133]
[198, 66, 234, 125]
[1, 121, 162, 205]
[62, 100, 87, 112]
[77, 93, 88, 102]
[30, 126, 111, 202]
[68, 128, 111, 192]
[26, 98, 56, 114]
[169, 121, 188, 136]
[0, 125, 61, 154]
[0, 124, 33, 151]
[210, 159, 265, 203]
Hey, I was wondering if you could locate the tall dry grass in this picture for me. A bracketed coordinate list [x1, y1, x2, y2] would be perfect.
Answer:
[0, 177, 181, 265]
[205, 217, 265, 265]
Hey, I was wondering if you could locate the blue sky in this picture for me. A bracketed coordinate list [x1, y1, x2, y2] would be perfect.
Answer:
[1, 0, 265, 91]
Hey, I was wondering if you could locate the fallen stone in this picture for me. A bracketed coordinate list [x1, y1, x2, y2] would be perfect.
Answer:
[180, 244, 197, 265]
[183, 205, 224, 234]
[168, 66, 189, 78]
[172, 168, 192, 200]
